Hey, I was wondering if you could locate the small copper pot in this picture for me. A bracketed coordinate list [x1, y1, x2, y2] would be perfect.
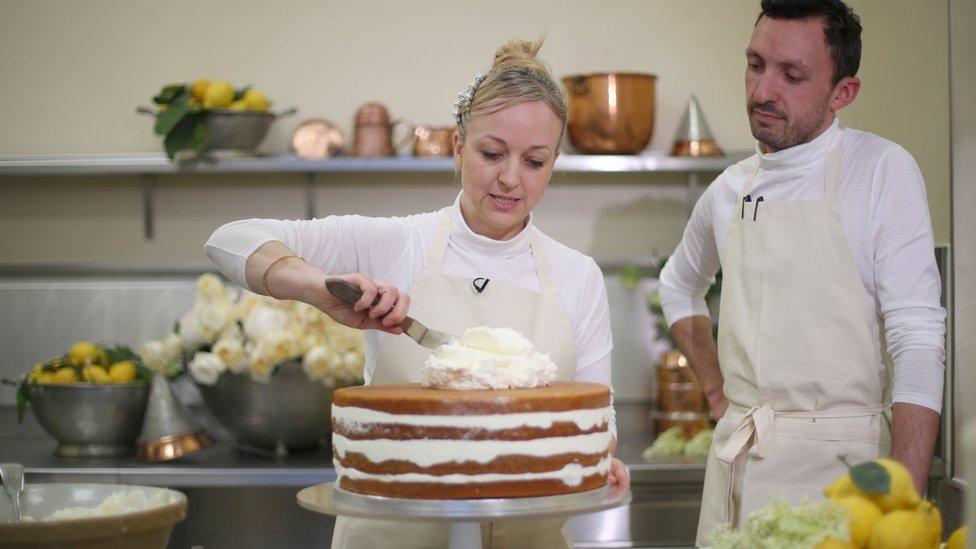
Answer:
[562, 72, 657, 154]
[351, 103, 410, 157]
[413, 126, 455, 157]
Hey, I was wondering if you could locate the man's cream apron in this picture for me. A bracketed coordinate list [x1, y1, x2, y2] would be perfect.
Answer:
[696, 138, 892, 545]
[332, 207, 581, 549]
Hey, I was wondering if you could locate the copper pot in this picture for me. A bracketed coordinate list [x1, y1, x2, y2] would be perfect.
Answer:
[352, 102, 410, 157]
[562, 72, 657, 154]
[413, 126, 455, 157]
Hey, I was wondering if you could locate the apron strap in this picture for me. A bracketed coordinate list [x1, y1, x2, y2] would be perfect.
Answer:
[422, 207, 453, 271]
[529, 228, 560, 296]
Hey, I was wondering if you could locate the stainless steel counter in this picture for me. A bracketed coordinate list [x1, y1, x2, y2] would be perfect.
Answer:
[2, 402, 705, 548]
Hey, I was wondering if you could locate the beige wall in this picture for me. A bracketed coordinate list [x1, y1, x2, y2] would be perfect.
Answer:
[0, 0, 951, 265]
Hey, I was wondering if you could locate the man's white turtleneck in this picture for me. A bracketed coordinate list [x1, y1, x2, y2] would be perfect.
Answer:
[659, 118, 946, 412]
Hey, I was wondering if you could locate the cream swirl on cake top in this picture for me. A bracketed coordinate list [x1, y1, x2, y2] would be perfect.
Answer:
[422, 326, 556, 390]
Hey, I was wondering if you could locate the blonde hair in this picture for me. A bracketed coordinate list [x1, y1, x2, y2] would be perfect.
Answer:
[455, 38, 568, 146]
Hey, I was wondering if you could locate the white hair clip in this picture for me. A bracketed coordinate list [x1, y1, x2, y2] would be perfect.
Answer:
[453, 72, 488, 125]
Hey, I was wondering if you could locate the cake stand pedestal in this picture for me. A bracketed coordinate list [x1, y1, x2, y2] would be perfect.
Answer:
[297, 483, 631, 549]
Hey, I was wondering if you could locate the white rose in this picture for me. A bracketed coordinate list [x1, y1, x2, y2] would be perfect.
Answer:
[197, 302, 234, 342]
[327, 326, 364, 353]
[302, 345, 331, 380]
[161, 333, 183, 362]
[341, 350, 365, 382]
[195, 273, 236, 305]
[249, 355, 274, 384]
[140, 340, 166, 372]
[178, 311, 206, 352]
[212, 338, 246, 371]
[258, 329, 302, 365]
[244, 305, 289, 341]
[189, 351, 226, 385]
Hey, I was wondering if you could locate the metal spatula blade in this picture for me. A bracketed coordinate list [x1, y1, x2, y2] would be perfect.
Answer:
[325, 278, 456, 350]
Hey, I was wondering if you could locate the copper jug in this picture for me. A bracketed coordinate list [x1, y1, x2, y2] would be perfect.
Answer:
[413, 126, 455, 157]
[352, 103, 410, 157]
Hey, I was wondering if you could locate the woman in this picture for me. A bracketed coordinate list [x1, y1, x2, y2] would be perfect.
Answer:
[206, 38, 628, 549]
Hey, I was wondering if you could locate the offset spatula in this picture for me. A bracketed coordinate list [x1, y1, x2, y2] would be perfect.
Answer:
[325, 278, 455, 350]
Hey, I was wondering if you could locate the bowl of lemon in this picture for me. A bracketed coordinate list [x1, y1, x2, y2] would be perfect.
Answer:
[16, 341, 152, 458]
[139, 78, 293, 159]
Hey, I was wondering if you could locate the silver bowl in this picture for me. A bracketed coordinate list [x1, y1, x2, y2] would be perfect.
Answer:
[201, 110, 275, 151]
[28, 382, 150, 458]
[196, 360, 335, 452]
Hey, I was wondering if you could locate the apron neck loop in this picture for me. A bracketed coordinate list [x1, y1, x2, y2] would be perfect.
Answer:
[422, 207, 453, 271]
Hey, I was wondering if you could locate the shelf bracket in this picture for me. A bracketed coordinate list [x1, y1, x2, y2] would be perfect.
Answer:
[305, 173, 317, 220]
[142, 174, 156, 240]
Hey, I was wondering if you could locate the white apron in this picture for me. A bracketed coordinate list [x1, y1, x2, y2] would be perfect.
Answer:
[696, 138, 891, 545]
[332, 207, 581, 549]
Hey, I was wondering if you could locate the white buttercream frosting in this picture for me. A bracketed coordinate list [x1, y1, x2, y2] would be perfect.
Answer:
[422, 326, 557, 390]
[334, 431, 612, 467]
[332, 405, 611, 432]
[336, 456, 611, 487]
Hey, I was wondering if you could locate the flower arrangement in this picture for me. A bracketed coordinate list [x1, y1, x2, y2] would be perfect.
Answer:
[140, 274, 365, 388]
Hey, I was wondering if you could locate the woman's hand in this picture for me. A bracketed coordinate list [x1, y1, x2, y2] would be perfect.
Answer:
[315, 273, 411, 335]
[607, 457, 630, 493]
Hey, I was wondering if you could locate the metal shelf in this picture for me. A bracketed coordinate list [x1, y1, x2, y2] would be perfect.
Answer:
[0, 151, 751, 240]
[0, 151, 749, 176]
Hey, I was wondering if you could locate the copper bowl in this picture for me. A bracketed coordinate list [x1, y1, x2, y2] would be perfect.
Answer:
[562, 72, 657, 154]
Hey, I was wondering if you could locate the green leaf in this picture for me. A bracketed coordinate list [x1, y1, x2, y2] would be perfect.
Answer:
[173, 320, 181, 335]
[233, 84, 252, 101]
[153, 84, 188, 105]
[619, 265, 643, 291]
[16, 380, 30, 423]
[102, 343, 141, 366]
[163, 113, 206, 159]
[154, 102, 191, 136]
[850, 461, 891, 494]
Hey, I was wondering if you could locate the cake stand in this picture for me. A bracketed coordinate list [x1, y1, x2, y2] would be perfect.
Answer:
[297, 483, 631, 549]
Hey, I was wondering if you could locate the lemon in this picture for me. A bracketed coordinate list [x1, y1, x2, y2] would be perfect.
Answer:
[868, 459, 921, 512]
[191, 78, 210, 103]
[35, 372, 56, 384]
[68, 341, 101, 366]
[28, 364, 44, 382]
[914, 500, 942, 548]
[51, 367, 80, 383]
[824, 471, 859, 499]
[108, 361, 137, 383]
[242, 89, 269, 111]
[82, 365, 111, 384]
[228, 99, 249, 111]
[832, 495, 882, 547]
[946, 526, 967, 549]
[816, 539, 857, 549]
[203, 81, 234, 109]
[867, 510, 938, 549]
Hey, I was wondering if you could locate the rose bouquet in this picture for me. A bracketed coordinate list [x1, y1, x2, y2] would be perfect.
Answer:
[140, 274, 364, 388]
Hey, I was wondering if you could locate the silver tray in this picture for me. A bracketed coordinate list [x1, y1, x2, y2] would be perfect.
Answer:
[297, 482, 631, 522]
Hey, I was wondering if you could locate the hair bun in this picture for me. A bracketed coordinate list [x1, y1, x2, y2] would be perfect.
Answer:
[492, 38, 550, 76]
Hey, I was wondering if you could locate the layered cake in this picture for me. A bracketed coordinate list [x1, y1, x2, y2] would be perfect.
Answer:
[331, 327, 613, 499]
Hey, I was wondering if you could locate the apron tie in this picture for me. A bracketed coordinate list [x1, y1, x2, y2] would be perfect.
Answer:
[714, 402, 887, 526]
[717, 403, 775, 463]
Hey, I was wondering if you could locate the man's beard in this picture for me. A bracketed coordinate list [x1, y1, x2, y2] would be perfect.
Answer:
[749, 102, 828, 152]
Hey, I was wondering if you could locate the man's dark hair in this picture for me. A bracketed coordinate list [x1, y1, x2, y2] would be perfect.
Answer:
[757, 0, 862, 85]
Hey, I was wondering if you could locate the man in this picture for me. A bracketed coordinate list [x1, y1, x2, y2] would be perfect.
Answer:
[658, 0, 947, 543]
